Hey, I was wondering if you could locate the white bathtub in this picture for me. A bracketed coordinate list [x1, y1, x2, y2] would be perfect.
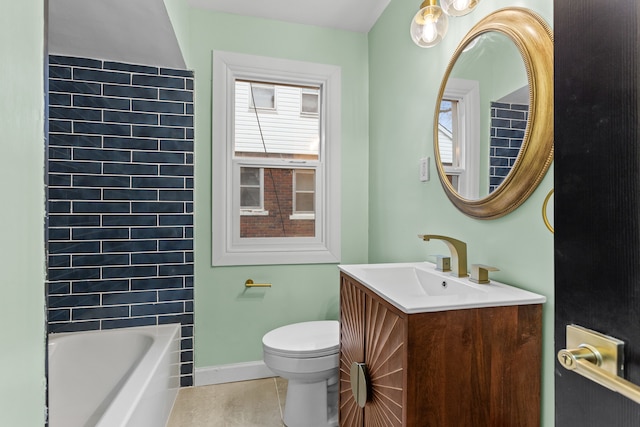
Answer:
[48, 323, 181, 427]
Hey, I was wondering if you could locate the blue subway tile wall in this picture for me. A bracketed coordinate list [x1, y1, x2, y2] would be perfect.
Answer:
[489, 102, 528, 192]
[47, 55, 194, 387]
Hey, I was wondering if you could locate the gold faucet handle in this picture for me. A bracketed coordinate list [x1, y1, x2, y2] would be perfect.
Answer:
[433, 255, 451, 272]
[469, 264, 499, 284]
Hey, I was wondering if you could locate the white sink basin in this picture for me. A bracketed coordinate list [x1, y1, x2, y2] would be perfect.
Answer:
[338, 262, 546, 314]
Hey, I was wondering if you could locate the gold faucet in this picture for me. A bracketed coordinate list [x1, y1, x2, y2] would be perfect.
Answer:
[418, 235, 468, 278]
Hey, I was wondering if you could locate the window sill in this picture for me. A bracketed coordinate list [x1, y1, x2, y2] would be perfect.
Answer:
[289, 213, 315, 220]
[240, 210, 269, 216]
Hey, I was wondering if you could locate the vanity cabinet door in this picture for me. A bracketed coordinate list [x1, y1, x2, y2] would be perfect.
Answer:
[339, 274, 406, 427]
[364, 292, 405, 426]
[339, 275, 366, 426]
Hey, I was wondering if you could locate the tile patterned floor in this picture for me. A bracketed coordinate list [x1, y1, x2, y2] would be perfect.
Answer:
[167, 378, 287, 427]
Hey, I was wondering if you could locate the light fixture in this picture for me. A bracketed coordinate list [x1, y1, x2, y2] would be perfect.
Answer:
[410, 0, 449, 48]
[440, 0, 480, 17]
[410, 0, 480, 48]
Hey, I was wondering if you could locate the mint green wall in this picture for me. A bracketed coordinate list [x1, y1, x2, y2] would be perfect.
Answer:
[368, 0, 554, 425]
[190, 10, 370, 366]
[0, 2, 46, 425]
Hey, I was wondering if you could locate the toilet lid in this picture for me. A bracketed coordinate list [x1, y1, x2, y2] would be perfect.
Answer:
[263, 320, 339, 358]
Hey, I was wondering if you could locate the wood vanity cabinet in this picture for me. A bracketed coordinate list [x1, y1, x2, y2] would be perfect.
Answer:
[339, 272, 542, 427]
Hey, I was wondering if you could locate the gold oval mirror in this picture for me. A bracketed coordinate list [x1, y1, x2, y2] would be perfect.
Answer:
[434, 8, 553, 219]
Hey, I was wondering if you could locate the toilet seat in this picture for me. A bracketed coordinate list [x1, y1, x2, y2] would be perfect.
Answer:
[262, 320, 339, 359]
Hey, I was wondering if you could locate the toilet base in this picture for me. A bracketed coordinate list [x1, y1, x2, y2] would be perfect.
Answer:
[283, 377, 338, 427]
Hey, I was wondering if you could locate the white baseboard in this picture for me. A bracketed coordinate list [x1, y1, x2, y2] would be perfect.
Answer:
[194, 361, 275, 386]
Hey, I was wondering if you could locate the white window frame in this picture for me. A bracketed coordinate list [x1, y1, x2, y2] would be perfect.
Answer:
[441, 78, 480, 199]
[212, 51, 341, 266]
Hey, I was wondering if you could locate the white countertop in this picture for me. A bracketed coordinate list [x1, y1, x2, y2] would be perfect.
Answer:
[339, 262, 546, 314]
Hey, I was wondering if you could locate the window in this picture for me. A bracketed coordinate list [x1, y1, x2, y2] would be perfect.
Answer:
[438, 99, 458, 167]
[212, 51, 341, 266]
[292, 169, 315, 217]
[438, 78, 480, 199]
[239, 167, 265, 212]
[438, 98, 463, 190]
[301, 89, 319, 115]
[247, 83, 275, 110]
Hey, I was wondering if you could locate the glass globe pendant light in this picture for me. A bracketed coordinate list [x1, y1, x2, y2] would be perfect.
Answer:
[440, 0, 480, 17]
[410, 0, 449, 48]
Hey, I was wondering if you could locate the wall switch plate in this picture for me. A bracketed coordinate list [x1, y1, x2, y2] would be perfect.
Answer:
[419, 157, 430, 182]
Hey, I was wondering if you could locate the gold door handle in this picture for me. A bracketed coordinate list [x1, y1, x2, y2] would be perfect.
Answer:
[558, 348, 640, 404]
[558, 324, 640, 404]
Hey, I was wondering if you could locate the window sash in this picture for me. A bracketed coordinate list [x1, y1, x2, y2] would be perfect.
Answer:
[234, 80, 321, 160]
[231, 161, 321, 242]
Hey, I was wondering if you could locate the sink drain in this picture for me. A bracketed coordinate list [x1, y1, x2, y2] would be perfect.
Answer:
[441, 281, 447, 288]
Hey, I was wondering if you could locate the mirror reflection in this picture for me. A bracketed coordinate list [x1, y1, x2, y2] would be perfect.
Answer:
[437, 31, 528, 200]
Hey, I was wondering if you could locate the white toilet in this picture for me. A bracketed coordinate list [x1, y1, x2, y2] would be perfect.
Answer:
[262, 320, 339, 427]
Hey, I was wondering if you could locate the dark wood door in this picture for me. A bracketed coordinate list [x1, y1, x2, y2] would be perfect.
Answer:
[555, 0, 640, 423]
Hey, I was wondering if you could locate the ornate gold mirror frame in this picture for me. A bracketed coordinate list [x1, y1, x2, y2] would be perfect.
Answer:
[542, 188, 554, 233]
[434, 7, 554, 219]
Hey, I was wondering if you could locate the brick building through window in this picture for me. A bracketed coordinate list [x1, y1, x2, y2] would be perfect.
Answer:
[240, 168, 315, 238]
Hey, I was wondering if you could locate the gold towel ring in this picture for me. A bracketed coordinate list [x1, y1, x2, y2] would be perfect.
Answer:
[542, 188, 554, 234]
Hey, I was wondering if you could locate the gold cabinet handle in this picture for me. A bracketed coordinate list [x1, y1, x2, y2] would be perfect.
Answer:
[245, 279, 272, 288]
[558, 324, 640, 404]
[350, 362, 369, 408]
